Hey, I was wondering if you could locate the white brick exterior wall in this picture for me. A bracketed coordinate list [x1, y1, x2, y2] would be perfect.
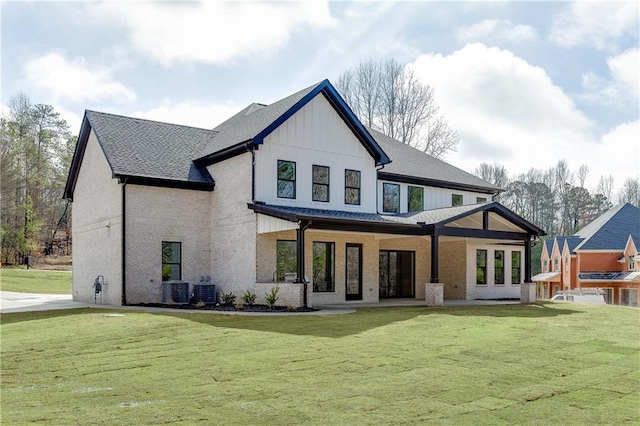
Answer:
[466, 244, 524, 299]
[124, 185, 212, 304]
[71, 130, 123, 305]
[207, 153, 257, 297]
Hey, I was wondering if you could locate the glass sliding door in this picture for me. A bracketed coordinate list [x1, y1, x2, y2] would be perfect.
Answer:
[379, 250, 415, 298]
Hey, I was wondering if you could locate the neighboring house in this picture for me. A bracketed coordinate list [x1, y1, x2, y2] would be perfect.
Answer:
[64, 79, 545, 307]
[533, 203, 640, 306]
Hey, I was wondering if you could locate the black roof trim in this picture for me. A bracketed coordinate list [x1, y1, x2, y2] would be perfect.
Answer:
[117, 175, 214, 192]
[378, 171, 499, 195]
[195, 141, 251, 166]
[63, 112, 92, 201]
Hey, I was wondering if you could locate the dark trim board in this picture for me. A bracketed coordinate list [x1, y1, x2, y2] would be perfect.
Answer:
[378, 171, 499, 195]
[116, 175, 214, 192]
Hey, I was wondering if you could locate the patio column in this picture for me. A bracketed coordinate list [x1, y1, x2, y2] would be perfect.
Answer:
[430, 232, 439, 283]
[524, 237, 532, 283]
[296, 220, 309, 308]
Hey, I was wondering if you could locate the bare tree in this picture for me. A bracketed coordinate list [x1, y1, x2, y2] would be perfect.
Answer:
[577, 164, 589, 188]
[596, 174, 615, 202]
[618, 177, 640, 207]
[336, 58, 459, 159]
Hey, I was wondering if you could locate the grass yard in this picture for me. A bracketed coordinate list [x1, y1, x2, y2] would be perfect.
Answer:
[0, 269, 72, 294]
[1, 303, 639, 425]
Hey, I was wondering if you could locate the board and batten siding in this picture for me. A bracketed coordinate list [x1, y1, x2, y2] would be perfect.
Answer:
[377, 180, 492, 213]
[71, 129, 123, 305]
[254, 95, 378, 212]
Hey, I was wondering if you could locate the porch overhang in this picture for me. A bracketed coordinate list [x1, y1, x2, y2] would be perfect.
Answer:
[531, 272, 561, 282]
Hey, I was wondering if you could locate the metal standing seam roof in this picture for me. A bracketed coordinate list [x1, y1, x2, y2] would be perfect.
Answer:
[85, 110, 216, 184]
[249, 201, 544, 236]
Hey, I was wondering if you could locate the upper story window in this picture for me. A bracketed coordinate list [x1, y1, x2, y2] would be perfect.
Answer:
[553, 258, 559, 272]
[630, 255, 636, 270]
[382, 183, 400, 213]
[312, 165, 330, 202]
[452, 194, 463, 206]
[495, 250, 505, 285]
[408, 186, 424, 212]
[345, 169, 361, 205]
[565, 257, 569, 269]
[476, 249, 487, 285]
[162, 241, 181, 281]
[277, 160, 296, 199]
[476, 197, 487, 203]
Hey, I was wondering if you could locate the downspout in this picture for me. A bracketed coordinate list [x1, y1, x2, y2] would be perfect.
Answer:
[297, 220, 311, 308]
[121, 178, 128, 305]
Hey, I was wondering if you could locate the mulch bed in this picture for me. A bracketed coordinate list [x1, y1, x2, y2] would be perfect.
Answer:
[135, 303, 317, 313]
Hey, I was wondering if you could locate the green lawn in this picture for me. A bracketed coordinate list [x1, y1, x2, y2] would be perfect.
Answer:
[0, 269, 71, 294]
[1, 303, 638, 425]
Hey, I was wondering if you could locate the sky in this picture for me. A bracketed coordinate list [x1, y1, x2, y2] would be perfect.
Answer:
[2, 1, 639, 193]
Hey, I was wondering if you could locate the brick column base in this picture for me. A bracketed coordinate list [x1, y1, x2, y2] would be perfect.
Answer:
[520, 282, 537, 304]
[425, 283, 444, 306]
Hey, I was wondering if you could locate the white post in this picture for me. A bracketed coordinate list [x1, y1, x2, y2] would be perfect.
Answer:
[425, 283, 444, 306]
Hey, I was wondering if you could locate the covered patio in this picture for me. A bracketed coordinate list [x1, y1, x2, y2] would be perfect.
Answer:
[250, 201, 545, 307]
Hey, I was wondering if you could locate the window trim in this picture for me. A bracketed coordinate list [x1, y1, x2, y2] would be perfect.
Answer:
[344, 169, 361, 205]
[407, 185, 424, 212]
[162, 241, 182, 282]
[277, 159, 296, 199]
[476, 249, 487, 285]
[452, 193, 463, 206]
[476, 197, 487, 203]
[495, 250, 505, 285]
[629, 255, 635, 270]
[382, 182, 400, 213]
[312, 241, 335, 292]
[312, 164, 330, 203]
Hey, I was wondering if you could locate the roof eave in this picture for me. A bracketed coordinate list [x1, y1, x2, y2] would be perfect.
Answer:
[377, 171, 499, 195]
[63, 111, 92, 201]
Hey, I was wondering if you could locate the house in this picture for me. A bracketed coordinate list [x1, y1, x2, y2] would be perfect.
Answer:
[63, 79, 545, 307]
[533, 203, 640, 306]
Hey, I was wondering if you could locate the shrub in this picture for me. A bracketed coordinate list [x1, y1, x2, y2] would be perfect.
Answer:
[241, 290, 257, 306]
[220, 290, 236, 306]
[265, 286, 280, 308]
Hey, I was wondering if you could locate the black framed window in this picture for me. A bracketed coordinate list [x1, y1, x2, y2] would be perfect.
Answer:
[495, 250, 505, 285]
[312, 165, 330, 202]
[276, 240, 297, 281]
[313, 241, 335, 292]
[408, 186, 424, 212]
[452, 194, 463, 206]
[345, 169, 361, 205]
[162, 241, 181, 281]
[476, 249, 487, 285]
[382, 183, 400, 213]
[277, 160, 296, 199]
[511, 252, 521, 284]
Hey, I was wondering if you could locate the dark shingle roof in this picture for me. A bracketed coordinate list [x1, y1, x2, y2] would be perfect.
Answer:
[574, 203, 640, 251]
[369, 128, 500, 193]
[86, 110, 215, 184]
[565, 236, 584, 254]
[197, 83, 319, 159]
[544, 239, 554, 256]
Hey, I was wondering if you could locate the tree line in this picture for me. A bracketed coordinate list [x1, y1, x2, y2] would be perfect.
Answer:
[0, 94, 75, 265]
[475, 161, 640, 237]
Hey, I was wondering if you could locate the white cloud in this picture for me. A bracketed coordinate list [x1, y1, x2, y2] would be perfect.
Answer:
[409, 43, 614, 186]
[130, 100, 244, 130]
[596, 120, 640, 185]
[456, 19, 538, 43]
[23, 51, 136, 104]
[91, 1, 336, 66]
[549, 1, 639, 50]
[580, 47, 639, 107]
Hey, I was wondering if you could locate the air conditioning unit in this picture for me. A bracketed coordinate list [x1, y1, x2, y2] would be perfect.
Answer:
[163, 280, 190, 304]
[193, 283, 216, 304]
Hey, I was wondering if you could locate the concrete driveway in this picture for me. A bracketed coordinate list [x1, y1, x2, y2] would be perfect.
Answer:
[0, 291, 92, 313]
